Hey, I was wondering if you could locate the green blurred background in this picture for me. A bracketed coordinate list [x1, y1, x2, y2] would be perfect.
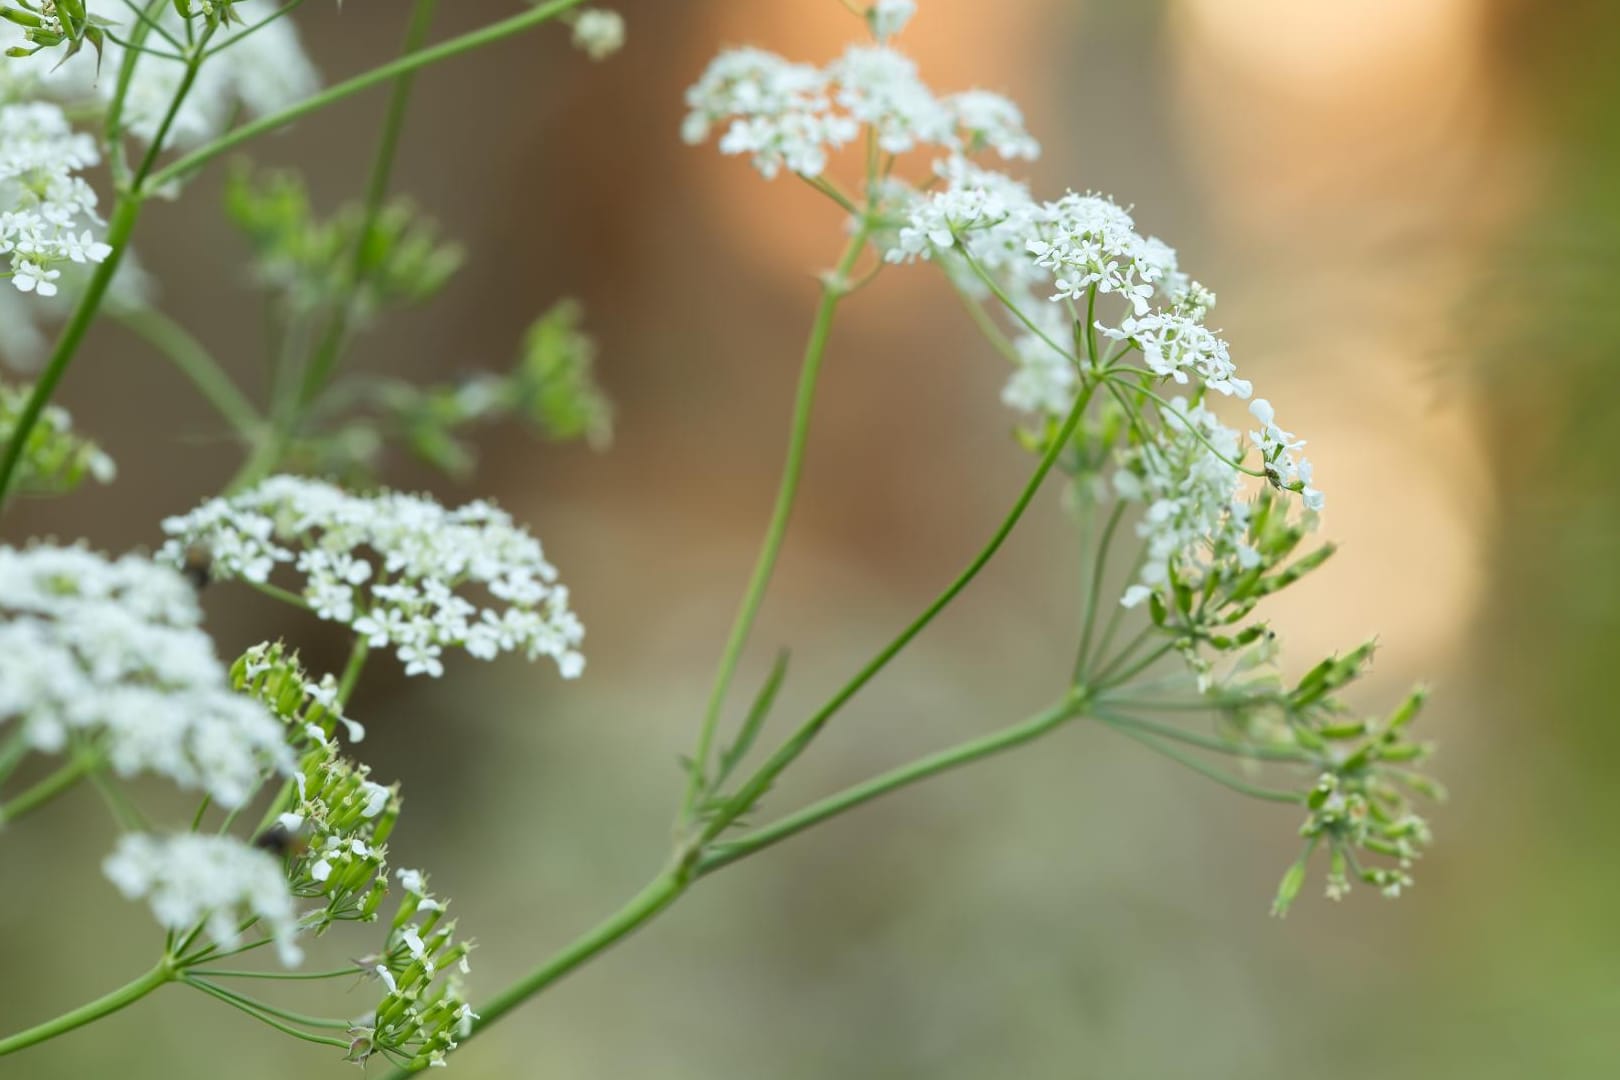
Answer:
[5, 0, 1619, 1076]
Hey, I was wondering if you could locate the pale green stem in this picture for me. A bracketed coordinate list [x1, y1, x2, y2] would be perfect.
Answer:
[1073, 499, 1127, 683]
[0, 754, 93, 827]
[680, 227, 872, 823]
[701, 376, 1099, 846]
[0, 962, 171, 1056]
[295, 0, 438, 412]
[115, 306, 263, 437]
[144, 0, 592, 193]
[700, 697, 1084, 873]
[1096, 713, 1303, 803]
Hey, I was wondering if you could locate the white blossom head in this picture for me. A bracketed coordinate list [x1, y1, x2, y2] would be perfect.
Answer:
[0, 545, 295, 806]
[103, 833, 304, 966]
[160, 476, 586, 679]
[0, 100, 111, 296]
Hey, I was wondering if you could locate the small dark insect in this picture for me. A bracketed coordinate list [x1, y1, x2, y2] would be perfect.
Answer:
[179, 543, 214, 590]
[252, 822, 311, 860]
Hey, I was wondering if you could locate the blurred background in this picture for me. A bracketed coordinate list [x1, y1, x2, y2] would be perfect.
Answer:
[4, 0, 1618, 1076]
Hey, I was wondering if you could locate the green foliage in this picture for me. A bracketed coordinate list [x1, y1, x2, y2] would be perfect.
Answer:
[0, 382, 114, 494]
[224, 162, 463, 319]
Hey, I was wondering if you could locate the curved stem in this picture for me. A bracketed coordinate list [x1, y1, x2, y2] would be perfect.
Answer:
[115, 306, 262, 436]
[680, 228, 871, 822]
[0, 197, 141, 509]
[1096, 713, 1303, 803]
[144, 0, 592, 192]
[702, 376, 1098, 845]
[295, 0, 438, 412]
[181, 978, 351, 1048]
[0, 755, 93, 827]
[0, 962, 170, 1056]
[700, 698, 1082, 874]
[1073, 499, 1126, 684]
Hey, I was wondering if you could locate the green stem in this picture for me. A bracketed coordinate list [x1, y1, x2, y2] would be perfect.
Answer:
[0, 962, 171, 1056]
[335, 637, 370, 708]
[378, 868, 687, 1077]
[182, 978, 352, 1030]
[143, 0, 592, 193]
[703, 376, 1099, 845]
[295, 0, 438, 411]
[680, 228, 871, 822]
[700, 698, 1082, 873]
[1093, 711, 1308, 763]
[115, 307, 263, 436]
[1073, 499, 1126, 683]
[1097, 714, 1303, 803]
[131, 25, 216, 186]
[0, 755, 93, 827]
[0, 197, 141, 509]
[181, 978, 351, 1048]
[188, 966, 364, 982]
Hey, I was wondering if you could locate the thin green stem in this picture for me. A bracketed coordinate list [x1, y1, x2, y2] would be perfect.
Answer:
[244, 579, 310, 611]
[703, 377, 1099, 845]
[700, 698, 1082, 873]
[183, 978, 353, 1030]
[0, 730, 29, 787]
[131, 25, 217, 186]
[957, 243, 1069, 360]
[115, 306, 263, 436]
[1098, 640, 1177, 691]
[1073, 499, 1126, 684]
[144, 0, 592, 192]
[378, 867, 686, 1077]
[0, 755, 93, 827]
[1097, 714, 1303, 803]
[189, 966, 364, 982]
[680, 228, 871, 823]
[1093, 710, 1308, 763]
[0, 962, 171, 1056]
[119, 0, 185, 52]
[87, 767, 146, 832]
[0, 197, 141, 509]
[953, 287, 1022, 366]
[1102, 375, 1268, 478]
[295, 0, 438, 412]
[181, 978, 351, 1048]
[335, 636, 371, 708]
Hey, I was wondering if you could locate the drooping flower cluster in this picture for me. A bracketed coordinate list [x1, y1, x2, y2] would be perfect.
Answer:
[3, 0, 318, 152]
[1112, 396, 1257, 608]
[0, 545, 294, 806]
[0, 100, 110, 296]
[232, 642, 476, 1069]
[0, 380, 115, 492]
[160, 476, 585, 679]
[103, 832, 305, 967]
[681, 36, 1037, 180]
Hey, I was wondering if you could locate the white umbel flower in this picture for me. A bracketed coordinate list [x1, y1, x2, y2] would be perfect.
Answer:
[0, 546, 294, 806]
[571, 9, 626, 61]
[160, 476, 586, 680]
[0, 102, 111, 297]
[103, 833, 304, 966]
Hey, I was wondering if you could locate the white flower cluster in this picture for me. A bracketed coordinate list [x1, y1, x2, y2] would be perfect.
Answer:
[571, 8, 626, 61]
[681, 39, 1037, 180]
[0, 545, 294, 806]
[103, 833, 304, 967]
[160, 476, 585, 680]
[0, 101, 111, 296]
[3, 0, 317, 152]
[1111, 397, 1258, 607]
